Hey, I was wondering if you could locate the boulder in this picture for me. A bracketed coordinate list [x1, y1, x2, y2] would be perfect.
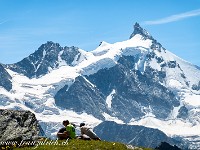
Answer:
[0, 109, 43, 142]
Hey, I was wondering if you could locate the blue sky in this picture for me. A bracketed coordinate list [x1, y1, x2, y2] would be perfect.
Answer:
[0, 0, 200, 66]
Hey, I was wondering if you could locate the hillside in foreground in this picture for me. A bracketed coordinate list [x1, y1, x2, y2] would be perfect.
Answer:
[2, 139, 152, 150]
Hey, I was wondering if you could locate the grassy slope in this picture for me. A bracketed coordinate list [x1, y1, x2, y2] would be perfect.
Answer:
[12, 139, 152, 150]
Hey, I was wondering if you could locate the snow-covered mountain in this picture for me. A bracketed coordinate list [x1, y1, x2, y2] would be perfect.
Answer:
[6, 42, 85, 78]
[0, 22, 200, 149]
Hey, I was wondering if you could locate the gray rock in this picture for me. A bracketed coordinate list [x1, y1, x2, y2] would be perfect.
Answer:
[54, 54, 180, 123]
[192, 81, 200, 91]
[86, 55, 179, 121]
[177, 106, 188, 119]
[0, 109, 43, 142]
[0, 64, 12, 91]
[6, 41, 80, 78]
[129, 22, 154, 40]
[54, 76, 107, 120]
[167, 61, 177, 68]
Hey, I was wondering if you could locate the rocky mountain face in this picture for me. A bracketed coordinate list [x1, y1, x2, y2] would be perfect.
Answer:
[87, 55, 179, 121]
[55, 53, 180, 122]
[0, 109, 43, 141]
[94, 121, 186, 149]
[0, 64, 12, 91]
[6, 41, 82, 78]
[0, 23, 200, 148]
[55, 75, 108, 120]
[53, 23, 186, 122]
[130, 22, 154, 40]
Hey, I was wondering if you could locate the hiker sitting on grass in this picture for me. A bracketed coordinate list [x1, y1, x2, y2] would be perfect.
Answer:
[79, 123, 101, 141]
[57, 120, 76, 140]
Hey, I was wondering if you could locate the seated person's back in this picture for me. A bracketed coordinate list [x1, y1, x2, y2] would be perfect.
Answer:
[80, 123, 101, 140]
[57, 120, 76, 139]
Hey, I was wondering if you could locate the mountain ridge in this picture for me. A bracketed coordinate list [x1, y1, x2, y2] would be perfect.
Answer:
[6, 41, 83, 78]
[0, 22, 200, 149]
[130, 22, 154, 40]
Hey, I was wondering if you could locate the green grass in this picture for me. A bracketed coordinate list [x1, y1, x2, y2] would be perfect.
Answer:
[12, 139, 127, 150]
[6, 139, 153, 150]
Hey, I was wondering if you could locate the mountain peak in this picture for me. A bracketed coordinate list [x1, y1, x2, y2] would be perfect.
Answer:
[6, 41, 81, 78]
[39, 41, 61, 52]
[129, 22, 153, 40]
[98, 41, 110, 47]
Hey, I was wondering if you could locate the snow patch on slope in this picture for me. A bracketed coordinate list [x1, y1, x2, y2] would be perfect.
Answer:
[71, 49, 88, 66]
[81, 58, 117, 76]
[164, 50, 200, 88]
[129, 116, 200, 137]
[102, 112, 124, 124]
[57, 50, 68, 67]
[184, 93, 200, 107]
[106, 89, 116, 108]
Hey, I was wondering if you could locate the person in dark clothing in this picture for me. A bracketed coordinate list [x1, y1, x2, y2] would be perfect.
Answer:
[57, 127, 67, 140]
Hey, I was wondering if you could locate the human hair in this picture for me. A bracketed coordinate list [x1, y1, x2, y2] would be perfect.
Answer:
[63, 120, 69, 125]
[80, 123, 85, 127]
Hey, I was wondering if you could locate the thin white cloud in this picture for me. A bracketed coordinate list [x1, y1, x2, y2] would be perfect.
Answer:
[0, 19, 8, 25]
[144, 9, 200, 25]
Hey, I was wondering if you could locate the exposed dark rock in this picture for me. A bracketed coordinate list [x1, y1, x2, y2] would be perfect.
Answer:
[0, 64, 12, 91]
[151, 39, 163, 52]
[129, 23, 165, 52]
[54, 53, 179, 122]
[155, 56, 164, 63]
[177, 106, 188, 119]
[54, 76, 107, 120]
[192, 81, 200, 91]
[6, 41, 80, 78]
[0, 109, 43, 142]
[181, 73, 186, 79]
[146, 51, 156, 60]
[129, 22, 154, 40]
[86, 55, 179, 121]
[155, 142, 181, 150]
[168, 61, 177, 68]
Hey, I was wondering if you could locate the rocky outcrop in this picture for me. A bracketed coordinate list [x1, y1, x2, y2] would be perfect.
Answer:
[0, 109, 43, 142]
[129, 22, 154, 40]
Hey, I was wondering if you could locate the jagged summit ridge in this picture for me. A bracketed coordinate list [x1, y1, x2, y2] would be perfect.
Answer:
[6, 41, 82, 78]
[129, 23, 165, 52]
[129, 22, 154, 40]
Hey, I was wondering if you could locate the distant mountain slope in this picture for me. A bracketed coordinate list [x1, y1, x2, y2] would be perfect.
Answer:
[94, 121, 186, 149]
[0, 63, 12, 91]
